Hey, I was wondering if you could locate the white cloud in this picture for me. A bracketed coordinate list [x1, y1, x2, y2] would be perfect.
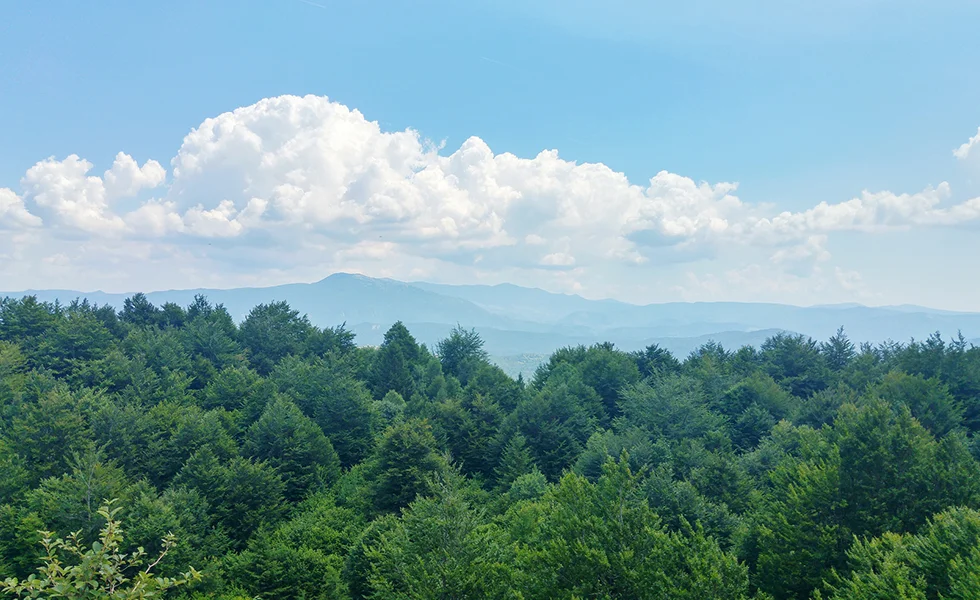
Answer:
[19, 153, 166, 235]
[2, 94, 979, 305]
[770, 235, 831, 274]
[834, 266, 864, 293]
[0, 188, 42, 229]
[954, 126, 980, 160]
[21, 155, 127, 234]
[540, 252, 576, 267]
[123, 200, 185, 237]
[741, 183, 980, 246]
[103, 152, 166, 200]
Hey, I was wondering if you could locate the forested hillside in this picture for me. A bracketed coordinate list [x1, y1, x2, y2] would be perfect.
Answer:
[9, 273, 980, 371]
[2, 293, 980, 599]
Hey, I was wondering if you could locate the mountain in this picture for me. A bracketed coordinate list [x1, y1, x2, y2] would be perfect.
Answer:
[6, 273, 980, 377]
[10, 274, 537, 332]
[408, 280, 630, 324]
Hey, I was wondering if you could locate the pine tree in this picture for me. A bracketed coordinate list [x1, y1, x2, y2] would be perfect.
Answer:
[494, 434, 534, 491]
[245, 396, 341, 501]
[821, 327, 857, 372]
[370, 322, 421, 400]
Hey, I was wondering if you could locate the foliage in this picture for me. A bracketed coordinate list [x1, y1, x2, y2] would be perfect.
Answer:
[435, 324, 489, 384]
[1, 502, 200, 599]
[3, 294, 980, 598]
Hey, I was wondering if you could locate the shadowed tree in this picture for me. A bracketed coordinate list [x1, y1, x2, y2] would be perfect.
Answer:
[245, 396, 341, 501]
[436, 325, 489, 384]
[370, 321, 421, 400]
[239, 301, 314, 375]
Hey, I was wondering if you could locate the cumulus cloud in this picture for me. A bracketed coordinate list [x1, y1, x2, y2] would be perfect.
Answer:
[2, 94, 979, 303]
[770, 235, 831, 274]
[21, 155, 126, 234]
[19, 153, 166, 235]
[954, 126, 980, 160]
[541, 252, 576, 267]
[0, 188, 42, 229]
[103, 152, 167, 200]
[743, 183, 980, 244]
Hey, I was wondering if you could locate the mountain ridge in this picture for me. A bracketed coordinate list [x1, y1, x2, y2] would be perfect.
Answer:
[5, 272, 980, 378]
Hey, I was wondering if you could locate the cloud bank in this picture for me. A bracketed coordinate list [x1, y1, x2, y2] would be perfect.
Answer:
[954, 126, 980, 161]
[1, 94, 978, 304]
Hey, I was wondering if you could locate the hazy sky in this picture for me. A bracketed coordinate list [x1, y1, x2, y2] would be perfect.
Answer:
[2, 1, 980, 309]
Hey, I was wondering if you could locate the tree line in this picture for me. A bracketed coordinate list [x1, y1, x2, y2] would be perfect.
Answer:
[1, 293, 980, 598]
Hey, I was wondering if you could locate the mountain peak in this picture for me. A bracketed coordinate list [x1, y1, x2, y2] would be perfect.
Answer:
[317, 272, 367, 283]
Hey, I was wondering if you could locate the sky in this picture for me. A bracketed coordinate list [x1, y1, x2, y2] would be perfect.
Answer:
[2, 0, 980, 310]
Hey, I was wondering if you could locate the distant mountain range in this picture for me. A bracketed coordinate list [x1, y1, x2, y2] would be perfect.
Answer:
[6, 273, 980, 377]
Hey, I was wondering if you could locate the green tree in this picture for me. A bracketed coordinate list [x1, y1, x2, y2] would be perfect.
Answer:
[120, 293, 162, 329]
[751, 400, 980, 599]
[370, 322, 420, 401]
[1, 502, 200, 599]
[0, 437, 29, 505]
[363, 468, 516, 599]
[244, 396, 341, 501]
[508, 363, 602, 481]
[751, 455, 846, 599]
[619, 375, 725, 443]
[436, 324, 489, 384]
[33, 309, 115, 379]
[506, 457, 753, 599]
[572, 427, 664, 483]
[25, 448, 136, 544]
[239, 301, 313, 375]
[761, 333, 830, 398]
[869, 371, 964, 437]
[721, 372, 797, 421]
[304, 323, 357, 358]
[733, 402, 778, 450]
[5, 385, 93, 485]
[365, 419, 447, 515]
[821, 327, 857, 372]
[224, 493, 361, 599]
[174, 449, 285, 547]
[343, 515, 400, 600]
[795, 383, 858, 429]
[817, 506, 980, 600]
[464, 362, 525, 413]
[271, 356, 377, 467]
[123, 486, 230, 579]
[202, 365, 271, 413]
[494, 434, 536, 491]
[631, 344, 682, 379]
[579, 343, 641, 421]
[141, 402, 238, 488]
[181, 297, 242, 374]
[0, 296, 60, 346]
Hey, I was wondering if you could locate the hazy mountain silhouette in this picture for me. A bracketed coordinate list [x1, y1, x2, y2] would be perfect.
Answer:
[6, 272, 980, 376]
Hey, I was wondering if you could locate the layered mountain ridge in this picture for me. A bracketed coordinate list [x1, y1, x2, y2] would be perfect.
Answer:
[6, 273, 980, 376]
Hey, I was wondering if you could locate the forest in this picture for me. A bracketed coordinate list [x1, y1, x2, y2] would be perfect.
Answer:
[1, 293, 980, 599]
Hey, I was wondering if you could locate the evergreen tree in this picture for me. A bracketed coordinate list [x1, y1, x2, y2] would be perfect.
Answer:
[821, 327, 857, 372]
[239, 301, 313, 375]
[245, 396, 341, 501]
[120, 293, 162, 329]
[366, 419, 447, 515]
[370, 322, 420, 400]
[436, 324, 489, 384]
[494, 433, 535, 491]
[174, 449, 286, 547]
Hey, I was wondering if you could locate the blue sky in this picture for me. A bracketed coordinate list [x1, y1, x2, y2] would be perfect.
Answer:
[2, 0, 980, 309]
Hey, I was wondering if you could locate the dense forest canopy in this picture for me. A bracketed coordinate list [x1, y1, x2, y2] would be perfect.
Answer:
[2, 293, 980, 599]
